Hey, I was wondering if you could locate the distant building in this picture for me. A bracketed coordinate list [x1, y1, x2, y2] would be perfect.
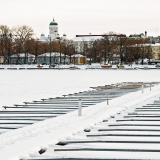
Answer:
[71, 54, 86, 65]
[128, 31, 148, 40]
[73, 35, 103, 42]
[150, 44, 160, 59]
[37, 52, 70, 65]
[73, 35, 102, 52]
[73, 34, 126, 51]
[148, 36, 160, 44]
[39, 17, 67, 42]
[0, 56, 4, 64]
[9, 53, 35, 64]
[131, 43, 160, 61]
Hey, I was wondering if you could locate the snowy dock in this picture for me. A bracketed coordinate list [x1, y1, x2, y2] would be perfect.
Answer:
[1, 82, 150, 134]
[0, 82, 160, 160]
[22, 93, 160, 160]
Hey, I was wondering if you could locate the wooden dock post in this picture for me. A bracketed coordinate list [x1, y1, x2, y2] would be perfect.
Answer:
[142, 84, 144, 93]
[107, 93, 109, 105]
[78, 98, 82, 116]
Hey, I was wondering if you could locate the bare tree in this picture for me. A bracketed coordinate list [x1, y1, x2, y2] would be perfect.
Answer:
[92, 40, 100, 63]
[79, 40, 88, 64]
[12, 25, 34, 64]
[0, 25, 12, 63]
[100, 35, 118, 64]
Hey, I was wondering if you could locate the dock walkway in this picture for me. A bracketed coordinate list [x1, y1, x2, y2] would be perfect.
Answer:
[0, 82, 160, 160]
[0, 82, 150, 134]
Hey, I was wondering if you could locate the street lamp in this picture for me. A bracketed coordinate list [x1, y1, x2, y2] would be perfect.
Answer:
[141, 46, 144, 65]
[47, 36, 52, 65]
[58, 38, 63, 65]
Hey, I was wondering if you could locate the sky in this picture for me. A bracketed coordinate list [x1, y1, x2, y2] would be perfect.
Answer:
[0, 0, 160, 39]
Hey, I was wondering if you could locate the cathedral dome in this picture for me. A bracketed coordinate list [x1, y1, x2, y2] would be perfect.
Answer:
[49, 18, 58, 26]
[50, 22, 58, 25]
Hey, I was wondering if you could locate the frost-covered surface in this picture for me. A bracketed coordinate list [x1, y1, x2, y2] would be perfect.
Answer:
[0, 70, 160, 160]
[0, 69, 160, 110]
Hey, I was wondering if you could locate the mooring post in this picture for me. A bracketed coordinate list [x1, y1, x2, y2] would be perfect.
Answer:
[142, 83, 144, 93]
[78, 98, 82, 116]
[107, 93, 109, 105]
[150, 83, 152, 91]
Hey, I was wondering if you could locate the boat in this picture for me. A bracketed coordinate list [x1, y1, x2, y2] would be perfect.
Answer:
[101, 64, 112, 69]
[69, 66, 80, 70]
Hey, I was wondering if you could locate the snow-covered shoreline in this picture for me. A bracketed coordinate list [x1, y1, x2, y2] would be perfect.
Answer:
[0, 64, 159, 70]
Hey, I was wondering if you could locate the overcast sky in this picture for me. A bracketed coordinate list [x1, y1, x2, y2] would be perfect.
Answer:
[0, 0, 160, 39]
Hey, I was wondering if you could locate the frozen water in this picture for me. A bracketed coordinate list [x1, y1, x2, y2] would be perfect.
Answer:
[0, 69, 159, 110]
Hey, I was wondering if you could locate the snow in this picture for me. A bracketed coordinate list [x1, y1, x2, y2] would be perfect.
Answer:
[141, 43, 160, 47]
[10, 53, 35, 58]
[71, 54, 85, 57]
[0, 64, 159, 70]
[0, 64, 50, 69]
[38, 52, 66, 57]
[0, 70, 160, 159]
[0, 69, 159, 110]
[0, 84, 160, 160]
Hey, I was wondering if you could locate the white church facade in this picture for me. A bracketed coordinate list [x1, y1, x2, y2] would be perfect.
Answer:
[40, 18, 67, 41]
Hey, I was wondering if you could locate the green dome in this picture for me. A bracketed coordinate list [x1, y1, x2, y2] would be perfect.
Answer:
[50, 22, 58, 25]
[63, 34, 66, 36]
[41, 33, 45, 36]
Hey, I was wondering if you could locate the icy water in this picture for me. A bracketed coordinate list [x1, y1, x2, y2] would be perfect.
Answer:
[0, 69, 159, 109]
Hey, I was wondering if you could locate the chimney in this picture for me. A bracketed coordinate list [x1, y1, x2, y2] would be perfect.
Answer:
[145, 31, 147, 37]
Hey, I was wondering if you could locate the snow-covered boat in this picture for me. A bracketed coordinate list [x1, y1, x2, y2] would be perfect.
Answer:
[69, 66, 80, 70]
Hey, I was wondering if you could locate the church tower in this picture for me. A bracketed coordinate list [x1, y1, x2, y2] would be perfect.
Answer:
[49, 17, 58, 39]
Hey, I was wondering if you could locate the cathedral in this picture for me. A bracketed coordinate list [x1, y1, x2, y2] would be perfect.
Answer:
[40, 18, 67, 41]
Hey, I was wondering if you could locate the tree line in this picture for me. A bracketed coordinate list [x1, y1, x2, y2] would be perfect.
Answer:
[0, 25, 153, 65]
